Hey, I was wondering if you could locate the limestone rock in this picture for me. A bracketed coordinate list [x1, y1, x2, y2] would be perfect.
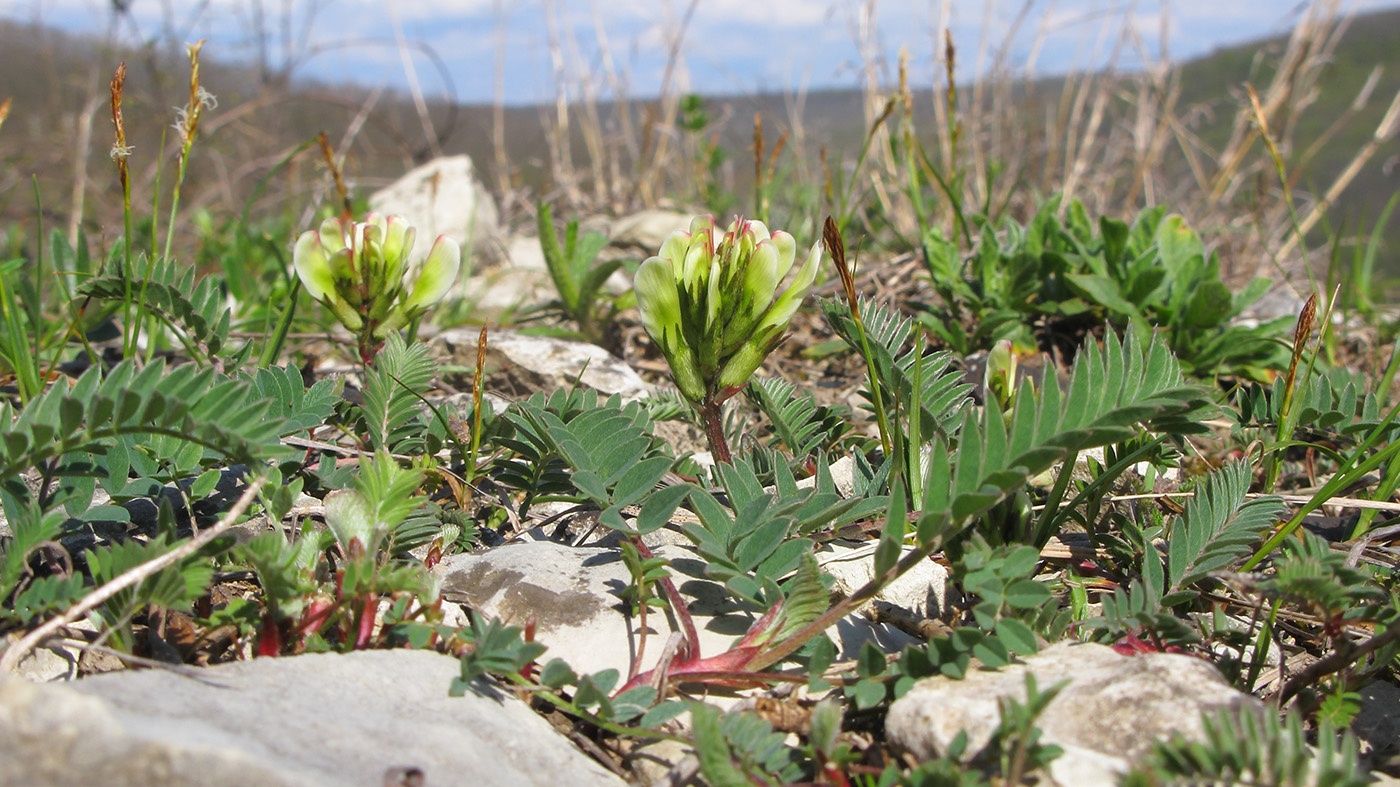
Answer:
[820, 543, 948, 619]
[433, 327, 649, 401]
[435, 540, 911, 681]
[0, 649, 623, 787]
[1354, 680, 1400, 758]
[501, 234, 549, 272]
[368, 155, 499, 255]
[460, 266, 554, 317]
[608, 210, 693, 253]
[436, 541, 734, 679]
[885, 641, 1264, 786]
[4, 636, 78, 683]
[1240, 285, 1307, 322]
[626, 738, 696, 784]
[795, 455, 857, 498]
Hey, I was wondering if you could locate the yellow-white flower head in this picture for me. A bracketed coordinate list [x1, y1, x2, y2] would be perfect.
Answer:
[635, 215, 821, 404]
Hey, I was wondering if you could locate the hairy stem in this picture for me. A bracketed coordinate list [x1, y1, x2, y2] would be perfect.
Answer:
[633, 539, 701, 662]
[698, 399, 732, 464]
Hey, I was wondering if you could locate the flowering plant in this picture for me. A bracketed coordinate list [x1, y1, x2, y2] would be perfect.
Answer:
[293, 214, 460, 362]
[634, 215, 820, 460]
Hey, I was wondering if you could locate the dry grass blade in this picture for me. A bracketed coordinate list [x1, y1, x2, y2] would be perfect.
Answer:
[1275, 88, 1400, 262]
[389, 3, 442, 161]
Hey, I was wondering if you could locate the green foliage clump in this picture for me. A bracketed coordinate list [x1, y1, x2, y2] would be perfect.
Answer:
[919, 197, 1293, 380]
[535, 202, 631, 346]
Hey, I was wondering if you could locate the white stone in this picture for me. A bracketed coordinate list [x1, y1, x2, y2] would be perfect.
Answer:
[819, 542, 948, 619]
[1354, 680, 1400, 758]
[0, 649, 623, 787]
[502, 234, 549, 272]
[608, 210, 694, 252]
[368, 155, 499, 256]
[433, 328, 650, 401]
[435, 541, 733, 679]
[4, 638, 77, 683]
[434, 540, 910, 682]
[885, 641, 1265, 786]
[459, 267, 554, 318]
[795, 455, 858, 498]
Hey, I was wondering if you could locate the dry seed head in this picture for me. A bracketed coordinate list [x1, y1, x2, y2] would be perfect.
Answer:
[109, 62, 129, 184]
[1376, 89, 1400, 140]
[823, 217, 856, 310]
[1246, 83, 1273, 140]
[109, 62, 127, 147]
[174, 40, 212, 146]
[753, 113, 764, 184]
[899, 47, 912, 114]
[186, 40, 204, 108]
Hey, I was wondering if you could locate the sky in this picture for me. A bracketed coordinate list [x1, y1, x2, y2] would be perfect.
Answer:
[3, 0, 1399, 105]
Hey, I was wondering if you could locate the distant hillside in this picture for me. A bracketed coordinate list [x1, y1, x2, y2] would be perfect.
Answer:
[0, 8, 1397, 282]
[705, 9, 1400, 280]
[1173, 7, 1400, 273]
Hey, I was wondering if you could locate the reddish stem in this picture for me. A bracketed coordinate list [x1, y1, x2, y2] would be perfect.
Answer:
[632, 538, 701, 662]
[354, 595, 377, 649]
[629, 573, 649, 684]
[697, 399, 733, 464]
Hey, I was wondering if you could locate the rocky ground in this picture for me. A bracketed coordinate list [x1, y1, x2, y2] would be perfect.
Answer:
[2, 157, 1397, 786]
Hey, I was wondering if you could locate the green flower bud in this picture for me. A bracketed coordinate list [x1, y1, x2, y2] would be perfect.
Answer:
[378, 236, 462, 337]
[635, 256, 706, 402]
[634, 215, 821, 406]
[292, 213, 461, 361]
[293, 229, 337, 303]
[984, 339, 1018, 418]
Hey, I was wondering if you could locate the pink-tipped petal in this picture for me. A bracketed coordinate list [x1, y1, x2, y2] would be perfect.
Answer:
[401, 235, 461, 313]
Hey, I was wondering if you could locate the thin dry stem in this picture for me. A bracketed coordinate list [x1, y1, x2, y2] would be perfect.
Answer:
[68, 91, 103, 248]
[389, 4, 442, 161]
[1274, 88, 1400, 264]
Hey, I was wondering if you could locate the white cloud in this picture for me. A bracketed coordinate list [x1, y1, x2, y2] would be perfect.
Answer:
[599, 0, 835, 27]
[4, 0, 1400, 102]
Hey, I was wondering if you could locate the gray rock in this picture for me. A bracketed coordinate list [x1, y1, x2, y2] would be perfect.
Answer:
[648, 418, 709, 461]
[433, 328, 649, 401]
[460, 266, 554, 317]
[608, 210, 693, 253]
[368, 155, 500, 255]
[820, 542, 948, 619]
[436, 541, 733, 679]
[885, 641, 1264, 786]
[626, 737, 696, 784]
[501, 234, 549, 272]
[435, 540, 910, 681]
[794, 455, 857, 498]
[1354, 680, 1400, 757]
[525, 518, 695, 551]
[4, 635, 79, 683]
[0, 649, 623, 787]
[1240, 285, 1307, 321]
